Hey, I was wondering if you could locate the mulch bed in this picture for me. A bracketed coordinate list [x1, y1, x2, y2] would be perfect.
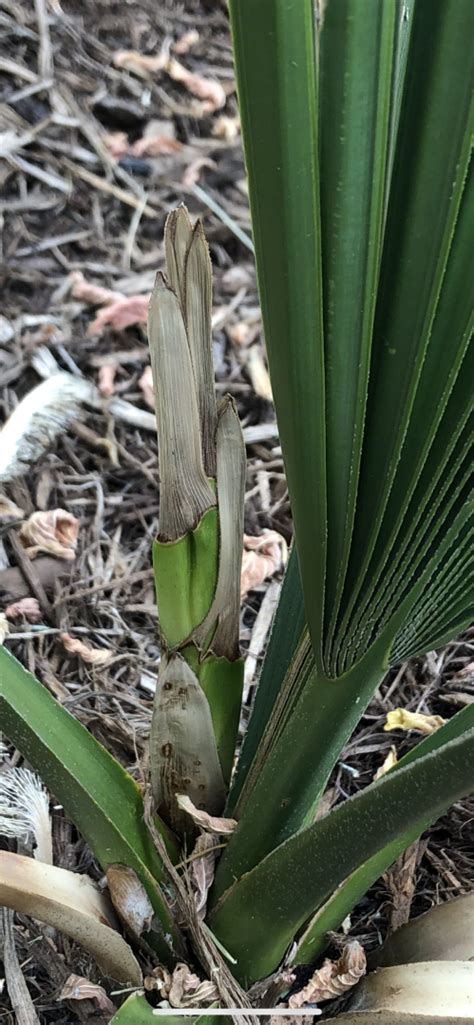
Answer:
[0, 1, 472, 1021]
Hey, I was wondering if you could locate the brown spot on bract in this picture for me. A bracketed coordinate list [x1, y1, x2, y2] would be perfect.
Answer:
[164, 681, 173, 691]
[161, 742, 173, 757]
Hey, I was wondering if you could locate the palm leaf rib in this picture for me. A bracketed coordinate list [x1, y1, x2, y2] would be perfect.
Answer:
[332, 0, 474, 668]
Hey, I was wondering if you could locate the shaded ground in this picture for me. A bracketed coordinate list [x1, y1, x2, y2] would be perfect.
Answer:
[0, 1, 473, 1021]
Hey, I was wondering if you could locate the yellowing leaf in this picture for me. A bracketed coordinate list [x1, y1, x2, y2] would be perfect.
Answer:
[384, 709, 447, 736]
[373, 745, 398, 780]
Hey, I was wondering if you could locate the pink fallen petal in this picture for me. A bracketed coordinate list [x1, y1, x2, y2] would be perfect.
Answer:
[98, 363, 118, 397]
[70, 270, 125, 307]
[131, 134, 182, 157]
[166, 57, 226, 112]
[212, 115, 240, 142]
[102, 131, 130, 159]
[182, 157, 216, 189]
[4, 597, 42, 623]
[173, 30, 200, 55]
[61, 633, 113, 665]
[139, 365, 155, 408]
[20, 510, 79, 561]
[289, 941, 366, 1007]
[113, 49, 168, 76]
[240, 530, 288, 598]
[88, 294, 150, 335]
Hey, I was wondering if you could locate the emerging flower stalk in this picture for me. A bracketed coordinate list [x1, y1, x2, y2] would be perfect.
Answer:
[148, 206, 245, 834]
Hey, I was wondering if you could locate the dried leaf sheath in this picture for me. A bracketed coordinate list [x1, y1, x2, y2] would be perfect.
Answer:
[148, 209, 245, 827]
[195, 396, 246, 660]
[148, 277, 215, 543]
[150, 655, 226, 835]
[185, 222, 217, 477]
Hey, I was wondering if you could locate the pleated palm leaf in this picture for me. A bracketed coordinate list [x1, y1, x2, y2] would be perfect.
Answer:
[205, 0, 474, 984]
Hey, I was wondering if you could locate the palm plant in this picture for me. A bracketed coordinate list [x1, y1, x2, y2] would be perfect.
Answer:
[0, 0, 472, 1019]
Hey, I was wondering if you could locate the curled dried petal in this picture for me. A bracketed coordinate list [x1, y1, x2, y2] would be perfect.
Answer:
[139, 365, 155, 409]
[98, 363, 118, 397]
[384, 708, 446, 736]
[61, 633, 112, 665]
[4, 598, 42, 623]
[289, 941, 366, 1007]
[177, 794, 237, 835]
[59, 975, 116, 1013]
[167, 57, 226, 112]
[241, 530, 288, 598]
[19, 510, 79, 561]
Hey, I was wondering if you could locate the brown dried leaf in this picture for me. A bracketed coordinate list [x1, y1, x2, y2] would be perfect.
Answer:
[58, 974, 115, 1013]
[4, 598, 42, 623]
[98, 363, 118, 397]
[384, 708, 446, 735]
[60, 634, 112, 665]
[167, 57, 226, 112]
[384, 839, 426, 931]
[176, 794, 237, 835]
[188, 832, 219, 919]
[139, 365, 155, 408]
[289, 941, 366, 1007]
[144, 963, 218, 1009]
[241, 530, 288, 598]
[169, 964, 218, 1008]
[88, 294, 150, 335]
[19, 510, 79, 561]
